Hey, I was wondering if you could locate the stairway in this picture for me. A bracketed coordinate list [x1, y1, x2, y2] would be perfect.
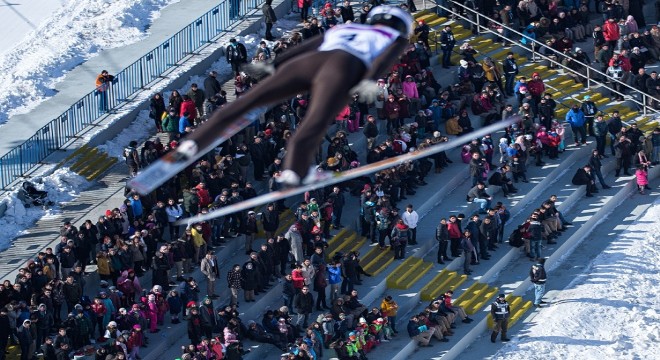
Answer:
[414, 9, 659, 134]
[57, 144, 118, 181]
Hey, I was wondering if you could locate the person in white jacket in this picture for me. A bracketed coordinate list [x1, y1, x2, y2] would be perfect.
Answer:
[401, 204, 419, 245]
[165, 198, 184, 240]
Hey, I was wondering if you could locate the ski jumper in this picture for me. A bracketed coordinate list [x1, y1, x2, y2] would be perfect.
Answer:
[179, 23, 409, 178]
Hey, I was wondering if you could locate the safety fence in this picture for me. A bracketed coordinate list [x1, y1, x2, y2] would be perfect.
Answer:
[0, 0, 264, 190]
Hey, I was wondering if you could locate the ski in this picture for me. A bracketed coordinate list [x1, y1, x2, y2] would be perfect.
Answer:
[128, 106, 268, 195]
[174, 117, 517, 226]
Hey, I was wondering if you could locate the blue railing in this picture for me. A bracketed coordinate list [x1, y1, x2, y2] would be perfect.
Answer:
[0, 0, 264, 190]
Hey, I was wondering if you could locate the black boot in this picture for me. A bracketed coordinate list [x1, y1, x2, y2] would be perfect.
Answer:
[491, 331, 498, 343]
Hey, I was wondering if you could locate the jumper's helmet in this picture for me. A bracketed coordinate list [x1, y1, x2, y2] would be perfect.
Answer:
[366, 6, 414, 36]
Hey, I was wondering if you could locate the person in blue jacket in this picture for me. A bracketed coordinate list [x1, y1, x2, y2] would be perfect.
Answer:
[565, 103, 587, 146]
[179, 111, 191, 136]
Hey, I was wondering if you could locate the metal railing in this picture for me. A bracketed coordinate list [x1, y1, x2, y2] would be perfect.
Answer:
[438, 1, 660, 117]
[0, 0, 265, 190]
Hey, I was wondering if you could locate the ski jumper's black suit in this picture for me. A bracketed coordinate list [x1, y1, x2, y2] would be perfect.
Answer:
[182, 20, 409, 179]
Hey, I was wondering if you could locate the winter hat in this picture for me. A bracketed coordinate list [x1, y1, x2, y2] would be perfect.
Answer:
[108, 321, 117, 327]
[459, 59, 468, 67]
[105, 210, 112, 217]
[583, 95, 591, 100]
[575, 47, 582, 52]
[133, 324, 141, 330]
[433, 131, 442, 138]
[532, 72, 540, 77]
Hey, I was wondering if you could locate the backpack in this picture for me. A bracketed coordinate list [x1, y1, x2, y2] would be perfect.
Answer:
[508, 227, 524, 247]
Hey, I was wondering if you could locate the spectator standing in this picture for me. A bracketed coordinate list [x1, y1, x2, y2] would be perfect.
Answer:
[161, 108, 179, 142]
[581, 96, 599, 137]
[123, 141, 140, 177]
[460, 230, 475, 275]
[226, 38, 248, 77]
[328, 186, 345, 229]
[401, 204, 419, 245]
[490, 294, 511, 343]
[614, 136, 634, 177]
[530, 258, 547, 308]
[391, 220, 411, 260]
[589, 150, 612, 189]
[186, 84, 205, 124]
[227, 264, 242, 306]
[440, 25, 456, 69]
[593, 114, 609, 157]
[262, 0, 277, 41]
[17, 319, 33, 360]
[435, 218, 450, 264]
[95, 70, 115, 113]
[200, 251, 220, 298]
[565, 104, 587, 146]
[149, 93, 166, 132]
[502, 52, 518, 97]
[203, 71, 222, 101]
[294, 286, 314, 328]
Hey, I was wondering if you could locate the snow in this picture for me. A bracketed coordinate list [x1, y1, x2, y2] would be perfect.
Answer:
[0, 9, 302, 250]
[98, 110, 156, 158]
[0, 0, 180, 127]
[493, 198, 660, 360]
[0, 167, 89, 251]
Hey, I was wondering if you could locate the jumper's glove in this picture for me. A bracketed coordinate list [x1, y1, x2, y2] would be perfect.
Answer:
[350, 79, 380, 103]
[241, 61, 275, 79]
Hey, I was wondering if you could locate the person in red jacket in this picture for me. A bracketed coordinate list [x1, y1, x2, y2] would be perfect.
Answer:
[127, 325, 144, 360]
[527, 72, 546, 105]
[180, 95, 197, 123]
[447, 215, 462, 258]
[291, 264, 305, 294]
[195, 183, 211, 209]
[602, 18, 620, 48]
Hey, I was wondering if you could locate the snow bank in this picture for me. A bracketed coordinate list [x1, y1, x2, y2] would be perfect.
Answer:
[0, 0, 180, 126]
[493, 198, 660, 360]
[0, 167, 89, 251]
[98, 110, 157, 158]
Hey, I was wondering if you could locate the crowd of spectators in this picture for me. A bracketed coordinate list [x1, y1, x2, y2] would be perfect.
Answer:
[3, 1, 660, 360]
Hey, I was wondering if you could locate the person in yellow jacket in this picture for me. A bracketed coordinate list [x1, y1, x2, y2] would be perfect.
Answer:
[445, 115, 463, 135]
[190, 223, 207, 263]
[380, 295, 399, 333]
[482, 57, 504, 95]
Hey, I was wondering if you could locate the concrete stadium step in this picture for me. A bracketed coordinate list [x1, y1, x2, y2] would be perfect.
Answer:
[68, 147, 100, 172]
[362, 247, 395, 276]
[453, 281, 499, 315]
[324, 227, 353, 260]
[64, 146, 118, 181]
[412, 9, 432, 20]
[57, 143, 91, 167]
[334, 233, 368, 258]
[486, 294, 533, 329]
[386, 256, 434, 290]
[420, 269, 468, 301]
[399, 158, 657, 360]
[366, 144, 602, 359]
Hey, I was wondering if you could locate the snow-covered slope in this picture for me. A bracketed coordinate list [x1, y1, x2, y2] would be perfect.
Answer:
[0, 167, 89, 251]
[493, 197, 660, 360]
[0, 0, 180, 126]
